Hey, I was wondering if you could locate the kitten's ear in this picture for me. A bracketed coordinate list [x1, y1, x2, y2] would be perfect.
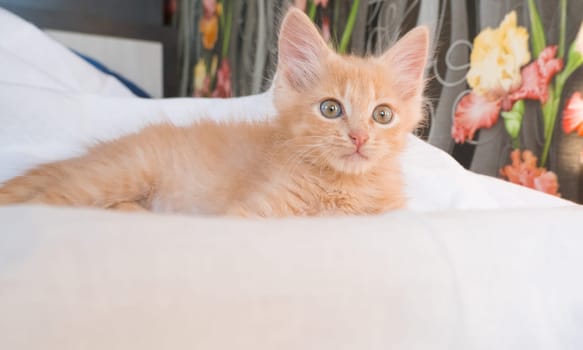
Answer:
[381, 26, 430, 99]
[277, 8, 329, 91]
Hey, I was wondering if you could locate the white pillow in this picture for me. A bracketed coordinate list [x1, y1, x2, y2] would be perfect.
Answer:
[0, 8, 134, 97]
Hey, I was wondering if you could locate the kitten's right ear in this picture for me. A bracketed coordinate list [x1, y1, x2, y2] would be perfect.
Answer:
[277, 8, 329, 91]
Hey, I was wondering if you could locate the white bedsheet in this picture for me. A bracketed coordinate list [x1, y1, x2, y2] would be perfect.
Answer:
[1, 205, 583, 350]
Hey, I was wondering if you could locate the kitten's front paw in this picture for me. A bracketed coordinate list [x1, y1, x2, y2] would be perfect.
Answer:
[27, 191, 74, 206]
[109, 201, 149, 212]
[224, 205, 260, 218]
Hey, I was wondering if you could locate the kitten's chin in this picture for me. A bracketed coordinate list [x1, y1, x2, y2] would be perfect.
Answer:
[329, 153, 375, 175]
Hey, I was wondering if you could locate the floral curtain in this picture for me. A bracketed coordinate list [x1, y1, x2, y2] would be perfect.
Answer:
[176, 0, 583, 203]
[452, 0, 583, 203]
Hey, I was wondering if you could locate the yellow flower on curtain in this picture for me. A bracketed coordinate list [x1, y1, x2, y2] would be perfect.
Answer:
[210, 55, 218, 77]
[193, 58, 211, 97]
[194, 59, 206, 92]
[200, 15, 219, 49]
[199, 0, 222, 49]
[467, 11, 531, 99]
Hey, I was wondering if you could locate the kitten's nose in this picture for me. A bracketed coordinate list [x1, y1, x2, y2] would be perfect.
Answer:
[349, 131, 369, 149]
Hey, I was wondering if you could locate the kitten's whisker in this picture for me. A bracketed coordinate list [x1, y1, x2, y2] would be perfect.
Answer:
[283, 147, 320, 175]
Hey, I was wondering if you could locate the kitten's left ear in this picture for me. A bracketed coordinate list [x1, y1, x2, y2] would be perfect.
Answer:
[381, 26, 430, 99]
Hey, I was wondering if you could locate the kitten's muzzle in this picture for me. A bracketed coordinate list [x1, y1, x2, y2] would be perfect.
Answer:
[348, 131, 369, 150]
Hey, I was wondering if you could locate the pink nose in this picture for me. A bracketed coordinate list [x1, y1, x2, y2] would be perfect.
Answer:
[349, 131, 369, 149]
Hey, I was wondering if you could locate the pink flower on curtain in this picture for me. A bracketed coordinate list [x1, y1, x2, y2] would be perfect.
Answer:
[534, 171, 560, 196]
[321, 16, 331, 42]
[451, 92, 501, 143]
[212, 59, 232, 98]
[294, 0, 329, 11]
[202, 0, 218, 17]
[562, 92, 583, 136]
[499, 150, 560, 196]
[505, 46, 564, 108]
[294, 0, 307, 11]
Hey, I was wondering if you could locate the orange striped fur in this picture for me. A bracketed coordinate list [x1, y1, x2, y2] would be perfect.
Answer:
[0, 9, 429, 217]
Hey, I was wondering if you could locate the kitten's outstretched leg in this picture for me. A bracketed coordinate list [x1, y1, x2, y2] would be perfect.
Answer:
[0, 166, 60, 204]
[0, 137, 157, 209]
[0, 161, 153, 209]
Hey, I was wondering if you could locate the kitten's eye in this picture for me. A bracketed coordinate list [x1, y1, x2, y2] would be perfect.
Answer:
[372, 105, 394, 125]
[320, 99, 343, 119]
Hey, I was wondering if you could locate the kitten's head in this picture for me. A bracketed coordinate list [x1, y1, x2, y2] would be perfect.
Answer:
[273, 8, 429, 175]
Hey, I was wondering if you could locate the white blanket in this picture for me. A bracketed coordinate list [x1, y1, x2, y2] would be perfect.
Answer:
[1, 205, 583, 350]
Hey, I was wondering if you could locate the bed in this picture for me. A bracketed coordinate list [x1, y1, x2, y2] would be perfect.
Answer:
[1, 7, 583, 350]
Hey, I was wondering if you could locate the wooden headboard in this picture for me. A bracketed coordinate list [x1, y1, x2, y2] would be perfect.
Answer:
[0, 0, 178, 97]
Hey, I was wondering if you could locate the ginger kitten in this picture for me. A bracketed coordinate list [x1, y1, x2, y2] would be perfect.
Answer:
[0, 9, 429, 217]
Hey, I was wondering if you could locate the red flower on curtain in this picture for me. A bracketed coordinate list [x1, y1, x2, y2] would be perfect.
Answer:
[499, 150, 560, 196]
[505, 46, 564, 108]
[562, 92, 583, 135]
[212, 60, 232, 98]
[451, 92, 501, 143]
[321, 16, 331, 42]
